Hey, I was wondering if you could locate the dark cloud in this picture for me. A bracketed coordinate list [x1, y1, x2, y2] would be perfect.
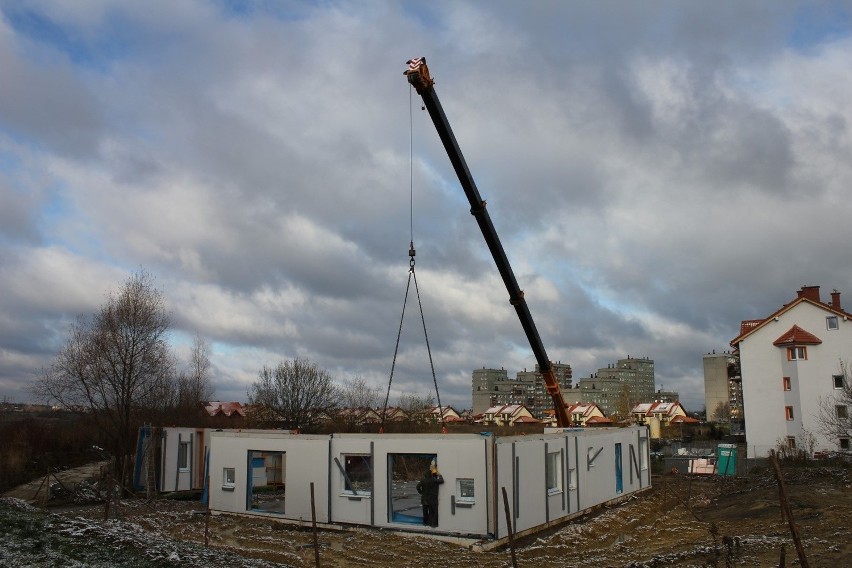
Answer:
[1, 2, 851, 414]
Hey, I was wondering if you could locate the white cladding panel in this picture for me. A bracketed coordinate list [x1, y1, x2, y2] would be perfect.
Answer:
[160, 427, 197, 492]
[209, 432, 327, 519]
[495, 427, 649, 539]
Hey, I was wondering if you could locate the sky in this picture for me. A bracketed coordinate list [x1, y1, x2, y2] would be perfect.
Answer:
[2, 1, 852, 413]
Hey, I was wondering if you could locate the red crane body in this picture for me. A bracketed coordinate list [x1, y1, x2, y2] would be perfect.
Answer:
[404, 57, 571, 428]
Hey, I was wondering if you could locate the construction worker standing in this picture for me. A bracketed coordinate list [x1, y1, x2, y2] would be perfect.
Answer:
[416, 458, 444, 527]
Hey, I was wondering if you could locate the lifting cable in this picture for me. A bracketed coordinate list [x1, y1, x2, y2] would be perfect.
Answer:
[380, 85, 445, 433]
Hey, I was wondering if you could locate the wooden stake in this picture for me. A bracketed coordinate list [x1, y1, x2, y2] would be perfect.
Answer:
[37, 467, 49, 507]
[310, 482, 321, 567]
[204, 474, 210, 547]
[501, 486, 519, 568]
[769, 451, 809, 568]
[103, 474, 112, 521]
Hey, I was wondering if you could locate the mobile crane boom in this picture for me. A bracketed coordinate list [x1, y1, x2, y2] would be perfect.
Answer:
[404, 57, 571, 428]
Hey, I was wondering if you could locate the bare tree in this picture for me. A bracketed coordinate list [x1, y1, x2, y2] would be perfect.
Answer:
[614, 383, 634, 421]
[32, 270, 175, 486]
[711, 401, 731, 423]
[817, 361, 851, 452]
[248, 358, 340, 431]
[339, 376, 380, 409]
[176, 334, 215, 408]
[397, 391, 435, 424]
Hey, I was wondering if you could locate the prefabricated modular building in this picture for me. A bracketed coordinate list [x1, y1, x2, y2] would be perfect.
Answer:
[170, 426, 652, 546]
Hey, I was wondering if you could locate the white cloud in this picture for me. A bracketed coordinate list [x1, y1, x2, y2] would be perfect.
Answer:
[2, 1, 852, 413]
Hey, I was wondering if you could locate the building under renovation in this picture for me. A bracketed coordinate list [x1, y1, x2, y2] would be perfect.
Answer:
[139, 425, 650, 547]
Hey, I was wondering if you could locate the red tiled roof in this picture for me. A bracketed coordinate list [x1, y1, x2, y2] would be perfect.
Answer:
[513, 416, 540, 423]
[772, 325, 822, 346]
[670, 415, 700, 424]
[740, 319, 764, 335]
[586, 416, 613, 424]
[731, 289, 852, 347]
[202, 401, 246, 417]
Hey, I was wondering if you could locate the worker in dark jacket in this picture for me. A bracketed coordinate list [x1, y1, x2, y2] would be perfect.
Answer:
[416, 458, 444, 527]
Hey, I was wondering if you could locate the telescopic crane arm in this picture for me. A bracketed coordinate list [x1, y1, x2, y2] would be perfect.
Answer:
[404, 57, 571, 428]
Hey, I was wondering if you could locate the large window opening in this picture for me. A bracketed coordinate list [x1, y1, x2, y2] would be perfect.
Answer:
[247, 450, 286, 514]
[546, 451, 563, 494]
[388, 453, 436, 525]
[338, 454, 372, 496]
[177, 442, 190, 472]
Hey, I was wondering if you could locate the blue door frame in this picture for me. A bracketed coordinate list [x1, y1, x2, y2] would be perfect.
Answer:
[615, 443, 623, 494]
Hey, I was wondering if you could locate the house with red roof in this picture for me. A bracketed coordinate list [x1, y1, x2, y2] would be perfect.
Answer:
[481, 404, 537, 426]
[336, 407, 381, 426]
[630, 401, 696, 438]
[202, 401, 247, 418]
[429, 405, 462, 422]
[730, 285, 852, 457]
[564, 402, 611, 427]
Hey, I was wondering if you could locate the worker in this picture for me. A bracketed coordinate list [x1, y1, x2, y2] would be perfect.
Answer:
[416, 458, 444, 527]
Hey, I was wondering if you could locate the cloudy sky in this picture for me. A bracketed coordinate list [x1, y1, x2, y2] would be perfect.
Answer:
[2, 1, 852, 412]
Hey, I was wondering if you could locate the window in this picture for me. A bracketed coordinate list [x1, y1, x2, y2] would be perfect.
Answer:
[786, 436, 796, 449]
[834, 374, 846, 389]
[840, 438, 850, 451]
[456, 478, 475, 504]
[787, 346, 807, 361]
[837, 405, 848, 419]
[178, 442, 190, 471]
[340, 454, 372, 496]
[546, 451, 562, 494]
[568, 467, 578, 490]
[223, 467, 235, 489]
[782, 376, 791, 391]
[785, 406, 794, 421]
[826, 316, 839, 330]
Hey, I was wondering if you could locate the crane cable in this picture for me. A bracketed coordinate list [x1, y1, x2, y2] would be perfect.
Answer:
[380, 85, 445, 433]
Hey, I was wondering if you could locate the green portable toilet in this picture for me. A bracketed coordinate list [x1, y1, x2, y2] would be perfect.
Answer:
[717, 443, 737, 476]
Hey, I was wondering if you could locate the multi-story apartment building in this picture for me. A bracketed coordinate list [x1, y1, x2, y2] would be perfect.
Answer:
[471, 362, 573, 419]
[702, 351, 743, 430]
[652, 389, 680, 403]
[731, 285, 852, 457]
[515, 363, 573, 419]
[579, 356, 655, 417]
[576, 376, 622, 417]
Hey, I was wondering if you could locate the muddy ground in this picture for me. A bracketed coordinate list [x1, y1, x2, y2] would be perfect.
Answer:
[20, 462, 847, 567]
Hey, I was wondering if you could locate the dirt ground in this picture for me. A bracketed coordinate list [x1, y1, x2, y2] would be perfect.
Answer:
[33, 462, 851, 567]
